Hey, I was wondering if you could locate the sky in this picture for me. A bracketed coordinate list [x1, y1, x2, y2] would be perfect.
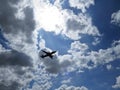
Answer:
[0, 0, 120, 90]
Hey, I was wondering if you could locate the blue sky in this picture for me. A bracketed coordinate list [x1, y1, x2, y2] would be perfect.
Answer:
[0, 0, 120, 90]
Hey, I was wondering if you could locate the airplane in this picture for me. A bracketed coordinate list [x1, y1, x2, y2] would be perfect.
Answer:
[40, 50, 56, 59]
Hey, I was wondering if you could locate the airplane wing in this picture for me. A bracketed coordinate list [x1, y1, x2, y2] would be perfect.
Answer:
[51, 51, 56, 54]
[40, 54, 48, 58]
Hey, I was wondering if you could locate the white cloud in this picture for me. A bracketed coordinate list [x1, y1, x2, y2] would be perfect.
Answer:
[25, 63, 56, 90]
[66, 12, 101, 40]
[81, 39, 120, 69]
[111, 10, 120, 26]
[54, 0, 65, 9]
[26, 82, 52, 90]
[87, 49, 115, 66]
[106, 64, 112, 70]
[92, 37, 101, 45]
[62, 11, 101, 40]
[68, 41, 88, 54]
[62, 39, 120, 71]
[69, 0, 94, 13]
[55, 84, 88, 90]
[112, 76, 120, 89]
[61, 78, 71, 84]
[39, 37, 46, 49]
[0, 45, 7, 52]
[116, 67, 120, 70]
[112, 40, 120, 46]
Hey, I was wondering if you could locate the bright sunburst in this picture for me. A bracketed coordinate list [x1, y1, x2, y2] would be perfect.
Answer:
[33, 1, 65, 33]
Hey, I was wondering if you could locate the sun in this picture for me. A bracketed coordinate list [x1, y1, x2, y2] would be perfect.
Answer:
[33, 1, 65, 33]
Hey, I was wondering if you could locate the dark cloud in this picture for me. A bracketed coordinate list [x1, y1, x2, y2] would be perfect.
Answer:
[0, 50, 32, 67]
[0, 0, 35, 43]
[0, 49, 33, 90]
[0, 82, 19, 90]
[44, 59, 61, 73]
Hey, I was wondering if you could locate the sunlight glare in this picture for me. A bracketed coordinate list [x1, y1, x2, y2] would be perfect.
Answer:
[34, 1, 65, 34]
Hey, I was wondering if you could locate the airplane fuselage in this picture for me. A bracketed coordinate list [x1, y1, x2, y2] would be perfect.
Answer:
[46, 53, 52, 57]
[41, 50, 56, 59]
